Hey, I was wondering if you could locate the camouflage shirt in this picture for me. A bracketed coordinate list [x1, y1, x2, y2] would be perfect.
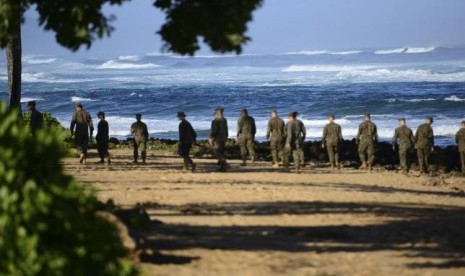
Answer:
[415, 123, 434, 148]
[131, 121, 149, 141]
[356, 121, 378, 143]
[322, 122, 343, 146]
[392, 125, 415, 149]
[210, 117, 229, 142]
[456, 128, 465, 152]
[285, 120, 305, 148]
[266, 117, 285, 139]
[237, 115, 256, 138]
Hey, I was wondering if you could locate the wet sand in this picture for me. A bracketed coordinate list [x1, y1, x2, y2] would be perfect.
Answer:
[64, 149, 465, 276]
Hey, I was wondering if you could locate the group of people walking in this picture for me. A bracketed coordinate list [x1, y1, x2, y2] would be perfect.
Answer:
[27, 101, 465, 175]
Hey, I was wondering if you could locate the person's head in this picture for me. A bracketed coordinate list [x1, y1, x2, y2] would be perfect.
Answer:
[136, 113, 142, 121]
[364, 113, 371, 122]
[288, 111, 298, 122]
[328, 113, 335, 123]
[461, 121, 465, 129]
[177, 112, 186, 121]
[215, 107, 224, 118]
[76, 103, 83, 112]
[97, 111, 105, 120]
[241, 109, 248, 117]
[398, 117, 406, 126]
[426, 117, 433, 125]
[28, 101, 36, 112]
[271, 110, 277, 119]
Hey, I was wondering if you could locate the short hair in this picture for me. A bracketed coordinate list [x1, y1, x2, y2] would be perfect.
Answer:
[328, 113, 335, 119]
[76, 103, 83, 108]
[364, 113, 371, 118]
[136, 113, 142, 118]
[241, 109, 248, 115]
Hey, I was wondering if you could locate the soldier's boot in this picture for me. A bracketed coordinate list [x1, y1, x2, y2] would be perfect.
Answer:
[79, 153, 85, 164]
[272, 163, 279, 168]
[106, 156, 111, 164]
[368, 164, 372, 171]
[359, 162, 367, 170]
[330, 162, 335, 170]
[336, 162, 342, 170]
[241, 157, 247, 166]
[251, 156, 255, 164]
[191, 162, 196, 172]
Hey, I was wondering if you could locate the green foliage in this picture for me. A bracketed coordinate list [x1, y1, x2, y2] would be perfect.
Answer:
[0, 0, 262, 54]
[0, 103, 137, 275]
[154, 0, 263, 55]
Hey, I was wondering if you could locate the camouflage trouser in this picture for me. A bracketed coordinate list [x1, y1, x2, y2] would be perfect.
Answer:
[75, 133, 89, 156]
[214, 140, 227, 166]
[299, 139, 305, 164]
[326, 143, 340, 165]
[134, 139, 147, 161]
[460, 151, 465, 173]
[417, 147, 430, 172]
[239, 136, 255, 161]
[97, 139, 109, 159]
[358, 140, 375, 165]
[270, 137, 283, 164]
[284, 146, 300, 171]
[398, 147, 412, 172]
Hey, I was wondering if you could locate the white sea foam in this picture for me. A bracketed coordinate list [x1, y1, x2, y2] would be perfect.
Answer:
[23, 55, 57, 64]
[282, 65, 376, 73]
[386, 98, 436, 103]
[336, 68, 465, 82]
[444, 95, 465, 102]
[405, 47, 436, 54]
[21, 97, 44, 103]
[284, 50, 362, 56]
[71, 96, 95, 103]
[97, 60, 161, 70]
[374, 48, 406, 55]
[118, 55, 140, 61]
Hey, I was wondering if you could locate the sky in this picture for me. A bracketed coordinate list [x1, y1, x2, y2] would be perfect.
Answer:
[14, 0, 465, 57]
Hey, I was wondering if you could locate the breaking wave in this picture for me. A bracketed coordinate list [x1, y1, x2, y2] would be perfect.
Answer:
[23, 56, 57, 64]
[97, 60, 161, 70]
[118, 55, 140, 61]
[284, 50, 362, 56]
[282, 65, 376, 72]
[71, 96, 95, 103]
[374, 47, 436, 55]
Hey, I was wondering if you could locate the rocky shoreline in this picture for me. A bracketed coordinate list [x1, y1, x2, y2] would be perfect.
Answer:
[103, 137, 463, 173]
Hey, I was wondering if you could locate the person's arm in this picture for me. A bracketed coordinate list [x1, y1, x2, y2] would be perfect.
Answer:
[87, 113, 94, 139]
[237, 119, 242, 139]
[338, 125, 343, 141]
[392, 129, 398, 150]
[356, 124, 361, 144]
[374, 124, 378, 143]
[301, 121, 306, 141]
[225, 119, 229, 139]
[191, 123, 197, 142]
[70, 112, 76, 136]
[144, 123, 149, 140]
[179, 123, 183, 143]
[321, 125, 327, 148]
[266, 120, 271, 140]
[252, 118, 257, 137]
[456, 131, 460, 145]
[430, 126, 434, 147]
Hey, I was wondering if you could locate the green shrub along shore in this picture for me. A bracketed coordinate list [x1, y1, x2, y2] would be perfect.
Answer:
[26, 111, 460, 174]
[1, 104, 138, 275]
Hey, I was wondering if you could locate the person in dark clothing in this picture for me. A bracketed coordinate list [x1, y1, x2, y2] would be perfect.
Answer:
[70, 103, 94, 164]
[178, 112, 197, 171]
[209, 107, 229, 172]
[96, 111, 111, 164]
[28, 101, 43, 133]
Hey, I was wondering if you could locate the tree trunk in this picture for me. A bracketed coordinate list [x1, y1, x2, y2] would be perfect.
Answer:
[6, 21, 22, 111]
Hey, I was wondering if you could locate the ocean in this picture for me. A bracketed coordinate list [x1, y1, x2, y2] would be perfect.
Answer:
[1, 46, 464, 146]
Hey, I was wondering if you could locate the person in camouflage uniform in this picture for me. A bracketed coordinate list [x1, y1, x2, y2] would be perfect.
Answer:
[96, 111, 111, 164]
[283, 112, 305, 173]
[70, 103, 94, 164]
[237, 109, 256, 166]
[415, 117, 434, 174]
[392, 118, 415, 174]
[209, 107, 229, 172]
[28, 101, 43, 134]
[295, 113, 307, 167]
[178, 112, 197, 172]
[455, 121, 465, 175]
[131, 113, 149, 164]
[266, 110, 285, 168]
[322, 114, 343, 169]
[356, 113, 378, 171]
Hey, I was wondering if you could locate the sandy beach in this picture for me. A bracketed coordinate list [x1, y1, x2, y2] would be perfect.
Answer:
[64, 149, 465, 276]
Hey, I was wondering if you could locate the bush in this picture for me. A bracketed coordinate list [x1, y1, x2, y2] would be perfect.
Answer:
[23, 111, 73, 146]
[0, 103, 137, 275]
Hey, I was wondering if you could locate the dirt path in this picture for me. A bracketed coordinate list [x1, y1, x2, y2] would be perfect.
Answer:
[64, 150, 465, 276]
